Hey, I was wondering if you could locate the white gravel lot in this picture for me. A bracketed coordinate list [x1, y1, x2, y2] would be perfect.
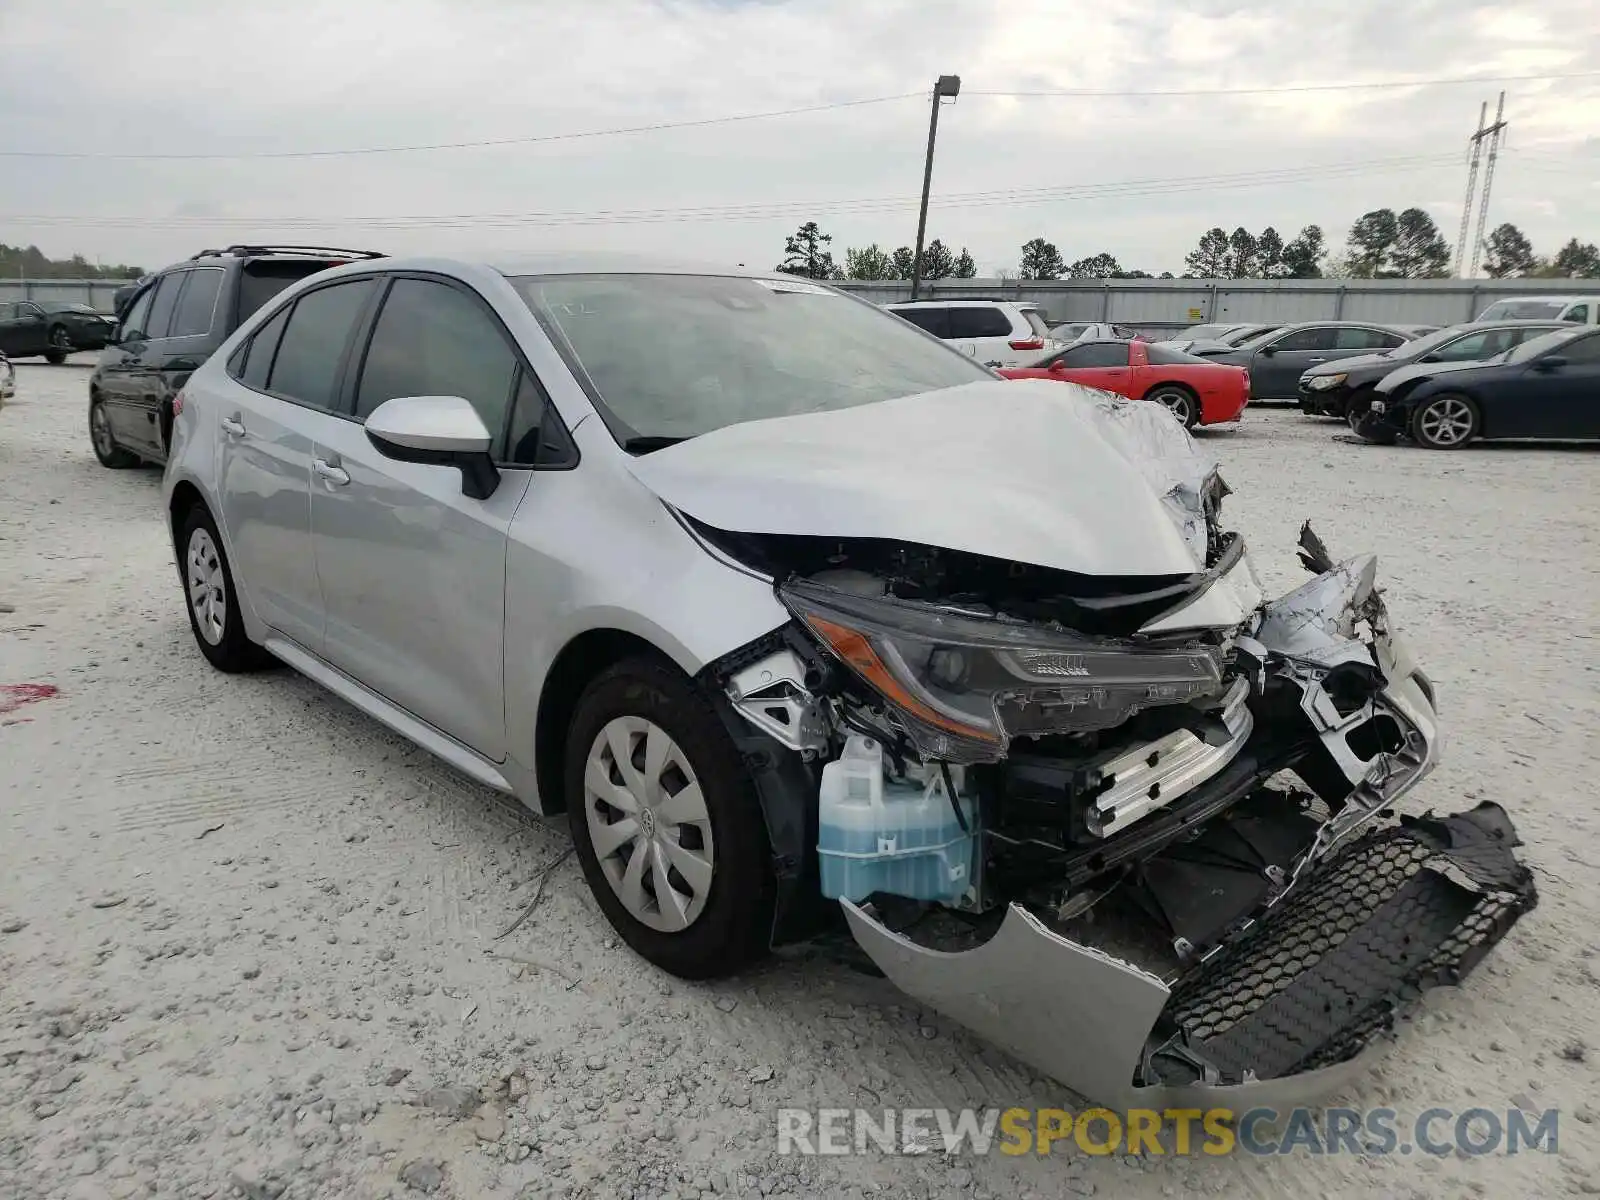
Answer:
[2, 362, 1598, 1200]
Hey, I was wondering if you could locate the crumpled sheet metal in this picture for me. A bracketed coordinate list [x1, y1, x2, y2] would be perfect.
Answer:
[1081, 393, 1221, 567]
[1254, 553, 1380, 666]
[842, 899, 1375, 1112]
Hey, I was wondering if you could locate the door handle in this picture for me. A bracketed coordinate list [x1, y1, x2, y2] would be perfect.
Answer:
[314, 458, 350, 487]
[220, 415, 246, 437]
[1306, 357, 1327, 363]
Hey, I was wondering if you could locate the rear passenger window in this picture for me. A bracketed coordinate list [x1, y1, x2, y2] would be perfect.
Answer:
[946, 306, 1012, 339]
[266, 280, 374, 410]
[143, 273, 185, 341]
[354, 278, 518, 449]
[169, 268, 224, 338]
[238, 306, 291, 390]
[893, 307, 950, 338]
[1336, 327, 1403, 349]
[1271, 326, 1337, 352]
[1562, 333, 1600, 362]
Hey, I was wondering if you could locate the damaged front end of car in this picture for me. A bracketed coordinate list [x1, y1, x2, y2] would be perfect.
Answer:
[674, 392, 1535, 1109]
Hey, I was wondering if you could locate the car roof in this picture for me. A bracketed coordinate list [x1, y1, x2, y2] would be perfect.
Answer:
[886, 298, 1025, 308]
[1486, 293, 1600, 302]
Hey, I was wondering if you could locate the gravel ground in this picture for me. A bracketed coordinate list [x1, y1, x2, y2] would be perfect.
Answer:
[2, 363, 1598, 1200]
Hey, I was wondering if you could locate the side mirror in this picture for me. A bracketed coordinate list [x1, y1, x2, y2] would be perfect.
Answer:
[1534, 355, 1568, 372]
[364, 395, 500, 500]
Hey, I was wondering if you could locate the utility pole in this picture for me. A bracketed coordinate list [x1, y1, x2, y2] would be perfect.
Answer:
[1454, 101, 1488, 277]
[909, 74, 961, 301]
[1469, 92, 1507, 278]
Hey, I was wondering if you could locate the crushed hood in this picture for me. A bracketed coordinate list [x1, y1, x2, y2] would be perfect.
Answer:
[624, 379, 1219, 578]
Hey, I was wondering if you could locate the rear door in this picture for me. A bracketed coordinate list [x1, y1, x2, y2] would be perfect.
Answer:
[139, 266, 227, 456]
[216, 276, 377, 652]
[1513, 332, 1600, 437]
[1250, 325, 1340, 398]
[947, 305, 1016, 365]
[309, 273, 534, 759]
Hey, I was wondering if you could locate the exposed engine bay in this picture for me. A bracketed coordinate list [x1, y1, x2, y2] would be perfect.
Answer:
[687, 398, 1535, 1109]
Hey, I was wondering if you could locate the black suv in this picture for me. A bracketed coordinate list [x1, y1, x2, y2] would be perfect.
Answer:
[89, 245, 382, 468]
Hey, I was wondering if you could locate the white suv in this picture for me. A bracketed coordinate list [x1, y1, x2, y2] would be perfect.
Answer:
[885, 299, 1062, 366]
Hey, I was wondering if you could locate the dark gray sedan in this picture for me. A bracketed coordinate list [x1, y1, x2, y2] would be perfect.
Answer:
[1197, 321, 1436, 401]
[1299, 320, 1567, 421]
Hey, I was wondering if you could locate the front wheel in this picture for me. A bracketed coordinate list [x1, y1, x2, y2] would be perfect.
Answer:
[177, 507, 276, 672]
[1411, 393, 1479, 450]
[565, 657, 775, 980]
[1147, 385, 1199, 429]
[44, 325, 72, 364]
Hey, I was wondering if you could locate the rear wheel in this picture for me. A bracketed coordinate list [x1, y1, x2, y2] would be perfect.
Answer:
[1411, 393, 1479, 450]
[89, 396, 139, 468]
[565, 657, 775, 980]
[178, 506, 276, 672]
[1148, 385, 1199, 428]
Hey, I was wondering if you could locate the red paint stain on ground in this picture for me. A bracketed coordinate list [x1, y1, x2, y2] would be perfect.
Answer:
[0, 683, 59, 718]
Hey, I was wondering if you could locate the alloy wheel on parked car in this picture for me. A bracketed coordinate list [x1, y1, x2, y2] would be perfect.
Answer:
[1148, 386, 1198, 429]
[1412, 394, 1478, 450]
[88, 397, 138, 468]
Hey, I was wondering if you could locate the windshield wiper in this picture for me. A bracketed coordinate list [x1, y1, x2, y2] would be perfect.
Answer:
[622, 435, 691, 454]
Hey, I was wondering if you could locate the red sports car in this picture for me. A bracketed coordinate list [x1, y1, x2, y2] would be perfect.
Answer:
[998, 338, 1250, 428]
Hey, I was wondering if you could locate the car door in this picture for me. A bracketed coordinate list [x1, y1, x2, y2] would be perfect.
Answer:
[1508, 332, 1600, 438]
[0, 304, 20, 355]
[102, 272, 186, 456]
[1050, 341, 1133, 395]
[1250, 325, 1340, 398]
[138, 267, 227, 455]
[947, 305, 1014, 365]
[309, 274, 534, 760]
[5, 302, 51, 357]
[96, 283, 160, 449]
[217, 276, 377, 652]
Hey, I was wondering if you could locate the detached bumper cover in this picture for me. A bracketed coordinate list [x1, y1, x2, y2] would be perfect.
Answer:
[845, 802, 1534, 1109]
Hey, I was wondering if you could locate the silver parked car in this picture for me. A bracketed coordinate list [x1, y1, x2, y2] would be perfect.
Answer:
[162, 256, 1532, 1109]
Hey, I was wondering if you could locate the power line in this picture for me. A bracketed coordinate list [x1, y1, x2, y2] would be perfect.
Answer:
[969, 68, 1600, 99]
[0, 93, 925, 161]
[0, 153, 1467, 231]
[5, 68, 1598, 161]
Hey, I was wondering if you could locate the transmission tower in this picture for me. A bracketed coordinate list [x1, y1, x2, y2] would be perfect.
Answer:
[1454, 101, 1488, 277]
[1468, 92, 1508, 277]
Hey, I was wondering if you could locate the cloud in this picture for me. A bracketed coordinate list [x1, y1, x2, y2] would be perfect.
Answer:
[0, 0, 1595, 274]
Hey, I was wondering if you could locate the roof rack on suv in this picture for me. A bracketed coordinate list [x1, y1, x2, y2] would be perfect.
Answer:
[188, 245, 385, 261]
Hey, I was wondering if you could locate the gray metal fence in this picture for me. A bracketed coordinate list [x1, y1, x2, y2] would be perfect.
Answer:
[833, 277, 1600, 336]
[0, 278, 132, 311]
[4, 275, 1595, 334]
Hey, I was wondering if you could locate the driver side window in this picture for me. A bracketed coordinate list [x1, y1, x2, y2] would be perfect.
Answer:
[1272, 326, 1336, 352]
[117, 288, 156, 342]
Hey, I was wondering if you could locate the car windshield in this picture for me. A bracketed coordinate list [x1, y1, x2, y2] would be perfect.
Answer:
[1223, 324, 1279, 345]
[513, 273, 994, 445]
[1505, 326, 1587, 363]
[1387, 326, 1474, 359]
[1478, 299, 1567, 320]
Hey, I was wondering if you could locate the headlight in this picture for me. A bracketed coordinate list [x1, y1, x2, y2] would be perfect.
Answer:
[1306, 373, 1347, 391]
[780, 580, 1226, 761]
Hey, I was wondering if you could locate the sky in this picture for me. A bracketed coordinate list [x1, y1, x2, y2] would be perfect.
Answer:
[2, 0, 1598, 277]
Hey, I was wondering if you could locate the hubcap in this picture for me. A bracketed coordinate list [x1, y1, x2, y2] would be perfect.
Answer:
[583, 716, 715, 933]
[1418, 397, 1472, 446]
[90, 404, 114, 458]
[186, 528, 227, 646]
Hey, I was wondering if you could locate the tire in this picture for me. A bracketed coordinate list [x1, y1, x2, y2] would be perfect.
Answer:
[565, 657, 775, 980]
[1343, 387, 1379, 433]
[44, 325, 72, 364]
[1148, 385, 1199, 429]
[1411, 392, 1479, 450]
[177, 506, 276, 673]
[89, 396, 139, 468]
